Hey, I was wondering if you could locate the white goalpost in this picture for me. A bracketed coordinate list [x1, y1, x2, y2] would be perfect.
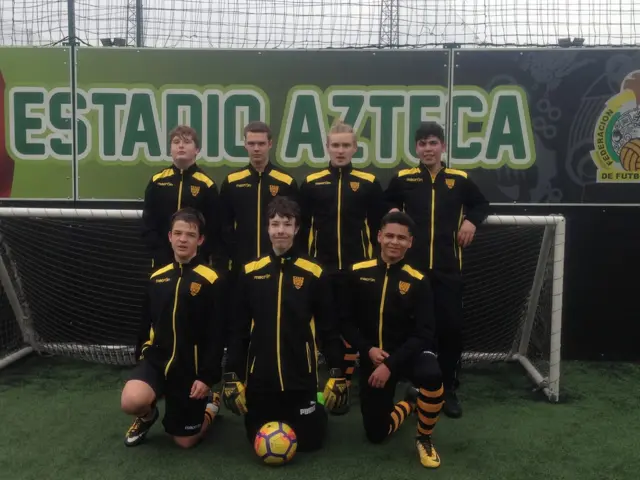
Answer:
[0, 208, 565, 402]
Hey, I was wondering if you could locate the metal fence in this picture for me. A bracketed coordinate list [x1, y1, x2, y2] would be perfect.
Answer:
[0, 0, 639, 49]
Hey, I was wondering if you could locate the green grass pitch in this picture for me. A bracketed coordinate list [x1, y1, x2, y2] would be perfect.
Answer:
[1, 355, 640, 480]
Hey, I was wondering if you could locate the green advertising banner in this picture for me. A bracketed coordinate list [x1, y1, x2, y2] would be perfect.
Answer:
[2, 47, 539, 201]
[0, 47, 73, 199]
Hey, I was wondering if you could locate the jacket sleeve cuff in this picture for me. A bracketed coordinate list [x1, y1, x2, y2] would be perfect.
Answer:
[465, 213, 484, 227]
[356, 342, 372, 359]
[382, 354, 398, 371]
[196, 371, 219, 388]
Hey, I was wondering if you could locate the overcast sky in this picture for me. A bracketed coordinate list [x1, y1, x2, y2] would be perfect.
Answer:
[0, 0, 638, 49]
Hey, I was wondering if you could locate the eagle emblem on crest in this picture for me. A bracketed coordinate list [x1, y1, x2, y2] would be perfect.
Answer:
[269, 185, 279, 196]
[293, 276, 304, 289]
[399, 281, 410, 295]
[350, 181, 360, 192]
[190, 282, 201, 296]
[191, 185, 200, 196]
[445, 178, 455, 189]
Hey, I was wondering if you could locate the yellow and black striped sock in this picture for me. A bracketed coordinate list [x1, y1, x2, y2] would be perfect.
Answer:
[387, 401, 413, 435]
[342, 340, 359, 387]
[203, 393, 220, 427]
[416, 385, 444, 437]
[204, 410, 213, 426]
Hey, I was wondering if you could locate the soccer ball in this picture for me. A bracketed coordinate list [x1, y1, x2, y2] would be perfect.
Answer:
[253, 421, 298, 466]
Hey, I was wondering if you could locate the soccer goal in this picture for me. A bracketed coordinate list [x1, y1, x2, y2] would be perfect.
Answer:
[0, 208, 565, 402]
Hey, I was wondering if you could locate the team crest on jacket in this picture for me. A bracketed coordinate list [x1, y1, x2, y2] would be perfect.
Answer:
[350, 181, 360, 192]
[191, 185, 200, 196]
[190, 282, 201, 296]
[269, 185, 279, 196]
[398, 281, 411, 295]
[445, 178, 455, 189]
[293, 276, 304, 289]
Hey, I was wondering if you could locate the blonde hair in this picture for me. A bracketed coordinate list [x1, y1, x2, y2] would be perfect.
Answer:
[327, 119, 356, 143]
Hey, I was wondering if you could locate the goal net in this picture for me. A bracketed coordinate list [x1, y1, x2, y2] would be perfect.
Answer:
[0, 208, 564, 402]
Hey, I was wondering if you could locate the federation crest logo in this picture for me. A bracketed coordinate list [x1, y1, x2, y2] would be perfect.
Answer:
[591, 70, 640, 183]
[398, 281, 410, 295]
[191, 185, 200, 196]
[269, 185, 279, 196]
[293, 276, 304, 289]
[350, 181, 360, 192]
[445, 178, 455, 189]
[190, 282, 201, 296]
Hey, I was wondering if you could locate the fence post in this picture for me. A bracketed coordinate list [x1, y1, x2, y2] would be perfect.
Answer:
[67, 0, 78, 200]
[444, 44, 458, 168]
[136, 0, 144, 47]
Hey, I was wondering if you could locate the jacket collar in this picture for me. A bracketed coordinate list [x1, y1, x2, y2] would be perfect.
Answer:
[419, 161, 445, 177]
[248, 161, 273, 176]
[376, 253, 407, 272]
[328, 162, 353, 175]
[172, 253, 202, 271]
[269, 244, 299, 264]
[171, 162, 199, 175]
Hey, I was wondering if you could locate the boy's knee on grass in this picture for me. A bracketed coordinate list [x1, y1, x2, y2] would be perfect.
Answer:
[363, 416, 389, 445]
[173, 436, 201, 449]
[365, 426, 388, 445]
[121, 380, 156, 415]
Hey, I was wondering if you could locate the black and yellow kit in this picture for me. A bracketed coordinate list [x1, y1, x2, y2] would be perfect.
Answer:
[142, 163, 224, 270]
[339, 257, 444, 456]
[136, 258, 226, 388]
[384, 162, 489, 273]
[219, 163, 298, 270]
[299, 164, 385, 271]
[339, 257, 435, 369]
[226, 248, 344, 394]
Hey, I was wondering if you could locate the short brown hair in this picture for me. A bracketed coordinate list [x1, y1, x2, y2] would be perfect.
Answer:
[244, 121, 272, 141]
[170, 207, 205, 236]
[266, 196, 300, 227]
[169, 125, 200, 149]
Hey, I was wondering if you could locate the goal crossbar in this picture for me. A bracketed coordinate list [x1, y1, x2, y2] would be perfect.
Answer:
[0, 208, 565, 402]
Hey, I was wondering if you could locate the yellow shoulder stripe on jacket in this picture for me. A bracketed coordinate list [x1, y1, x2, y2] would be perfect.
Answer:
[402, 264, 424, 280]
[351, 170, 376, 183]
[352, 259, 378, 271]
[293, 258, 322, 278]
[398, 167, 420, 178]
[193, 265, 219, 284]
[294, 258, 322, 278]
[269, 170, 294, 185]
[192, 171, 214, 187]
[150, 263, 174, 278]
[228, 169, 251, 183]
[305, 169, 331, 183]
[445, 168, 468, 178]
[152, 168, 174, 182]
[244, 256, 271, 274]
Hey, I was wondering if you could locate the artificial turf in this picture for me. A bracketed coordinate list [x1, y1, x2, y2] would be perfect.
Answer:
[1, 354, 639, 480]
